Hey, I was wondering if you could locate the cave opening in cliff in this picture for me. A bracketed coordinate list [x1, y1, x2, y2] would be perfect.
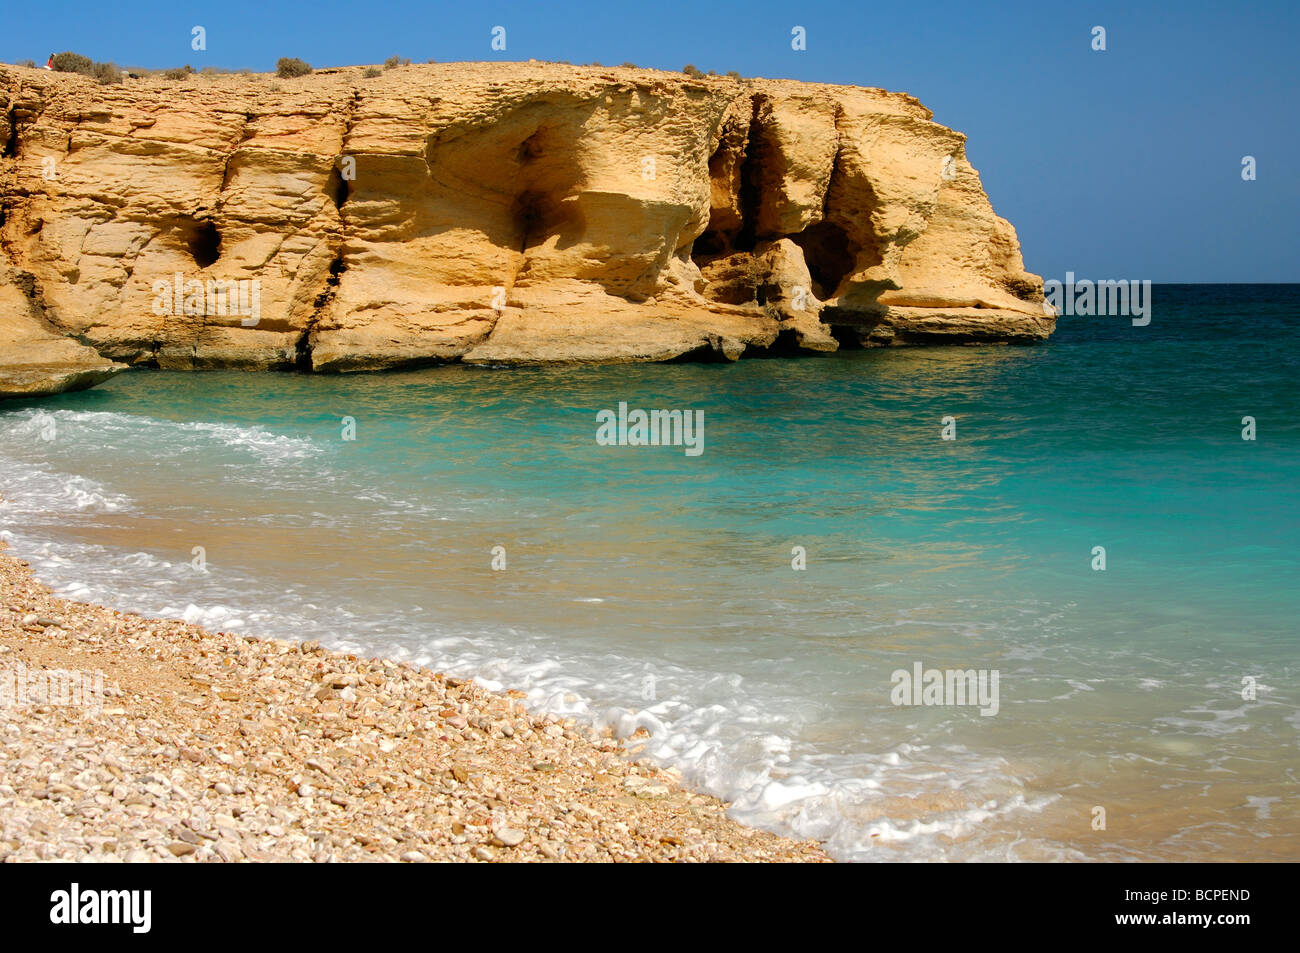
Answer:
[827, 322, 868, 349]
[734, 97, 771, 254]
[791, 221, 856, 300]
[690, 229, 731, 261]
[512, 190, 545, 253]
[183, 219, 222, 269]
[510, 189, 581, 255]
[327, 164, 350, 211]
[690, 97, 772, 270]
[2, 110, 17, 158]
[516, 128, 545, 164]
[742, 328, 804, 358]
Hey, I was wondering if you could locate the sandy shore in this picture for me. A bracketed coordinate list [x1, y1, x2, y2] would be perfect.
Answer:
[0, 544, 829, 862]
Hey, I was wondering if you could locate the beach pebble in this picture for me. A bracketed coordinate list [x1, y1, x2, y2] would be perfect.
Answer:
[495, 827, 526, 847]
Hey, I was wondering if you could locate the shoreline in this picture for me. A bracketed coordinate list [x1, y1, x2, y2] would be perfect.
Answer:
[0, 544, 830, 862]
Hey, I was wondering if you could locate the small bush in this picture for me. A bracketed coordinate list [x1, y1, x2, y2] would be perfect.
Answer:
[426, 58, 437, 64]
[276, 57, 311, 78]
[682, 64, 704, 78]
[383, 55, 410, 70]
[726, 70, 742, 80]
[92, 61, 123, 85]
[163, 66, 194, 80]
[619, 61, 637, 68]
[363, 66, 382, 78]
[51, 52, 123, 84]
[268, 82, 282, 92]
[17, 59, 36, 69]
[52, 52, 94, 74]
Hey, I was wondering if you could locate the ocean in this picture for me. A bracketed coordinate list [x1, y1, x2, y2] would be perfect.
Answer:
[2, 283, 1297, 861]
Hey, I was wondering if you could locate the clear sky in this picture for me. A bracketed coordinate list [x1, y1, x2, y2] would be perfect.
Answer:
[4, 0, 1297, 282]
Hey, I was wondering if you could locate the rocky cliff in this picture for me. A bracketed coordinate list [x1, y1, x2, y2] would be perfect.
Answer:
[0, 61, 1052, 393]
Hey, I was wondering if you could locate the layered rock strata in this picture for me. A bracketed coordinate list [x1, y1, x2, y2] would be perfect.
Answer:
[0, 61, 1052, 392]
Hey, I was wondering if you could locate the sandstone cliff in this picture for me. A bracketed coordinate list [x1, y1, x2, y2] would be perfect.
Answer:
[0, 61, 1052, 392]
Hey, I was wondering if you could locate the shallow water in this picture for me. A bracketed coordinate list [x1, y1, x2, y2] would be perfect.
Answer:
[2, 284, 1297, 861]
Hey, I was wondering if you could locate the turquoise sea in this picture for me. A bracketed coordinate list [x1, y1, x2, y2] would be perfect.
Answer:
[2, 284, 1297, 861]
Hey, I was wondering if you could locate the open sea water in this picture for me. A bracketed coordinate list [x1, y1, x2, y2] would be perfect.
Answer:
[2, 284, 1297, 861]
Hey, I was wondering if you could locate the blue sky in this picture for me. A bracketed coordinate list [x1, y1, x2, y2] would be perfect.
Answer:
[4, 0, 1297, 281]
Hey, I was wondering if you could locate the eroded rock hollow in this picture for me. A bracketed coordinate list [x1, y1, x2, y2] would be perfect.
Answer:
[0, 61, 1053, 392]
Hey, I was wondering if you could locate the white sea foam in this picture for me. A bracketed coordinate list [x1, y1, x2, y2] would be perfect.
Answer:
[0, 455, 132, 516]
[0, 408, 321, 465]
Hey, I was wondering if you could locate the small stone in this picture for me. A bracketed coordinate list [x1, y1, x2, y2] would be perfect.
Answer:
[495, 827, 526, 847]
[167, 841, 197, 856]
[472, 846, 493, 862]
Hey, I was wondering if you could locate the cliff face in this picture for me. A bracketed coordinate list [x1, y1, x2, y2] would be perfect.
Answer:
[0, 61, 1052, 388]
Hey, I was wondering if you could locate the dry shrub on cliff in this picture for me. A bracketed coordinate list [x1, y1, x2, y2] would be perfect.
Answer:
[383, 56, 410, 70]
[363, 67, 382, 78]
[276, 57, 312, 78]
[91, 62, 123, 85]
[51, 52, 93, 74]
[163, 65, 195, 80]
[50, 52, 122, 85]
[682, 64, 704, 78]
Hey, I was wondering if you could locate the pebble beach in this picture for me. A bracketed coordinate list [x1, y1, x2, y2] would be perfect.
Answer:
[0, 544, 830, 863]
